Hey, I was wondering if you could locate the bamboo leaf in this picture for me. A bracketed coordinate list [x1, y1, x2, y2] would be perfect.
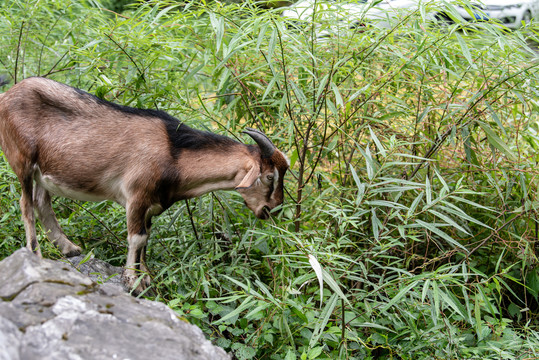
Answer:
[350, 164, 365, 204]
[438, 202, 493, 230]
[478, 121, 517, 161]
[221, 275, 264, 299]
[369, 126, 387, 157]
[267, 27, 277, 62]
[331, 81, 344, 108]
[475, 294, 483, 340]
[438, 287, 467, 320]
[456, 32, 474, 68]
[407, 192, 424, 219]
[371, 208, 380, 241]
[427, 209, 471, 235]
[380, 280, 419, 312]
[214, 295, 254, 324]
[425, 175, 432, 205]
[309, 293, 338, 348]
[422, 279, 430, 303]
[209, 12, 224, 53]
[432, 281, 440, 325]
[308, 254, 324, 305]
[322, 269, 352, 308]
[262, 76, 278, 101]
[416, 220, 469, 252]
[245, 302, 271, 319]
[359, 146, 375, 180]
[448, 196, 495, 212]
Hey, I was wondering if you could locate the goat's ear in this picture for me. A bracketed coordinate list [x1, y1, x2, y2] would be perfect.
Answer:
[235, 163, 261, 190]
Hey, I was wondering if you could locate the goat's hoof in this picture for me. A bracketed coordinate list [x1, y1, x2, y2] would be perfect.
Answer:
[123, 271, 151, 296]
[58, 241, 82, 257]
[63, 247, 82, 257]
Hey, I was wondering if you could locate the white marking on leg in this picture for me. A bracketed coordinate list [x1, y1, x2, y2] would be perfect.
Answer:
[124, 233, 150, 292]
[126, 234, 148, 270]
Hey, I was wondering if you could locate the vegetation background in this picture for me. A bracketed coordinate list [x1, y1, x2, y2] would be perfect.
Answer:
[1, 0, 539, 358]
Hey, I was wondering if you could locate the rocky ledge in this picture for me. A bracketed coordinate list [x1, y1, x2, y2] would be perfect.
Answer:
[0, 248, 229, 360]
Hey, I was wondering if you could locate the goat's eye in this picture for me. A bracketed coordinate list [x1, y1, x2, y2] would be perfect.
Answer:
[266, 175, 274, 181]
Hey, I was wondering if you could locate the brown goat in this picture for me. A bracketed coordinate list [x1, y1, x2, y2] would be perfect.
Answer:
[0, 77, 289, 293]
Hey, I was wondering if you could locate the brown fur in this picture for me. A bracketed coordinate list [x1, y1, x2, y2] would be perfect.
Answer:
[0, 77, 289, 294]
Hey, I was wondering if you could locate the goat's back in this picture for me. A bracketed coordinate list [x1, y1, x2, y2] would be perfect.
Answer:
[0, 77, 178, 204]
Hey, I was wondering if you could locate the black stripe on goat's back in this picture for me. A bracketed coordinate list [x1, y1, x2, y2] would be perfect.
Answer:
[69, 81, 239, 155]
[70, 85, 177, 123]
[163, 121, 238, 154]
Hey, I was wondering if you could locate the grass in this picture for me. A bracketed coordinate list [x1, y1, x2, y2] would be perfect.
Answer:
[1, 0, 539, 358]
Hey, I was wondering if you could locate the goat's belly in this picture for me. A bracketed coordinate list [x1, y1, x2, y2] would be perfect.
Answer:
[34, 169, 120, 203]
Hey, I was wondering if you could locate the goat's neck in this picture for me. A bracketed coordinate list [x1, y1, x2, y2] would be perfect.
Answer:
[176, 145, 255, 198]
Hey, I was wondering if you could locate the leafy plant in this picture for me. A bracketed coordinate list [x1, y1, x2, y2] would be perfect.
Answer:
[1, 0, 538, 358]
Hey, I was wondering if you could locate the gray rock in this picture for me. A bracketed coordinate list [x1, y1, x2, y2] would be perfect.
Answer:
[0, 249, 230, 360]
[0, 316, 20, 360]
[67, 254, 127, 292]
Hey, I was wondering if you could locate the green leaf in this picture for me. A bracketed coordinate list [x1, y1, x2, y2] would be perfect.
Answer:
[425, 175, 432, 205]
[285, 350, 297, 360]
[371, 208, 380, 241]
[475, 293, 483, 340]
[262, 76, 278, 101]
[359, 146, 375, 180]
[416, 220, 469, 252]
[355, 322, 395, 332]
[478, 121, 517, 161]
[245, 302, 271, 319]
[369, 126, 387, 157]
[213, 296, 254, 325]
[407, 192, 424, 219]
[456, 32, 474, 68]
[350, 164, 365, 204]
[526, 270, 539, 300]
[427, 209, 471, 235]
[308, 346, 323, 359]
[438, 202, 493, 230]
[438, 287, 467, 320]
[331, 82, 343, 108]
[267, 27, 277, 62]
[380, 281, 419, 312]
[322, 269, 351, 308]
[461, 125, 479, 166]
[309, 293, 338, 348]
[209, 12, 224, 53]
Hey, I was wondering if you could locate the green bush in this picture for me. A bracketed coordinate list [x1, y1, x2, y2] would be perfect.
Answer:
[1, 0, 539, 358]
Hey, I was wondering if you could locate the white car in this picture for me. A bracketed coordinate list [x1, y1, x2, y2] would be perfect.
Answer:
[454, 0, 539, 29]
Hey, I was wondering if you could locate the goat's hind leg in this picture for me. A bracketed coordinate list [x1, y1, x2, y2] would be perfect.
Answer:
[19, 175, 41, 257]
[19, 173, 40, 256]
[34, 184, 82, 257]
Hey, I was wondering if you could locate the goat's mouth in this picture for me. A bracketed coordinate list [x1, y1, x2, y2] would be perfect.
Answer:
[257, 206, 271, 220]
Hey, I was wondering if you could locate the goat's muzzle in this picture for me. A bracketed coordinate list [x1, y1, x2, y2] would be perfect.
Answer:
[254, 205, 270, 220]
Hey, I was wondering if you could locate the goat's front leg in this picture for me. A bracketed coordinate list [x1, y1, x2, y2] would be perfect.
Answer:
[123, 202, 152, 294]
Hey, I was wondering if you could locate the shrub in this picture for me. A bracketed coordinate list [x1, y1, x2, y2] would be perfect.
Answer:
[1, 0, 538, 358]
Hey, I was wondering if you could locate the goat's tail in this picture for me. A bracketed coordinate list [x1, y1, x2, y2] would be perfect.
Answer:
[0, 75, 10, 88]
[0, 75, 10, 104]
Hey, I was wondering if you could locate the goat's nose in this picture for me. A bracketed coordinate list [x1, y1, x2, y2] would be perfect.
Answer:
[259, 206, 271, 220]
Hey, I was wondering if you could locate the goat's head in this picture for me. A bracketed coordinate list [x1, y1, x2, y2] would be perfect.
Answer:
[236, 128, 289, 220]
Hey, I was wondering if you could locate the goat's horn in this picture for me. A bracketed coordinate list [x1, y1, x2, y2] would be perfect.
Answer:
[243, 127, 275, 158]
